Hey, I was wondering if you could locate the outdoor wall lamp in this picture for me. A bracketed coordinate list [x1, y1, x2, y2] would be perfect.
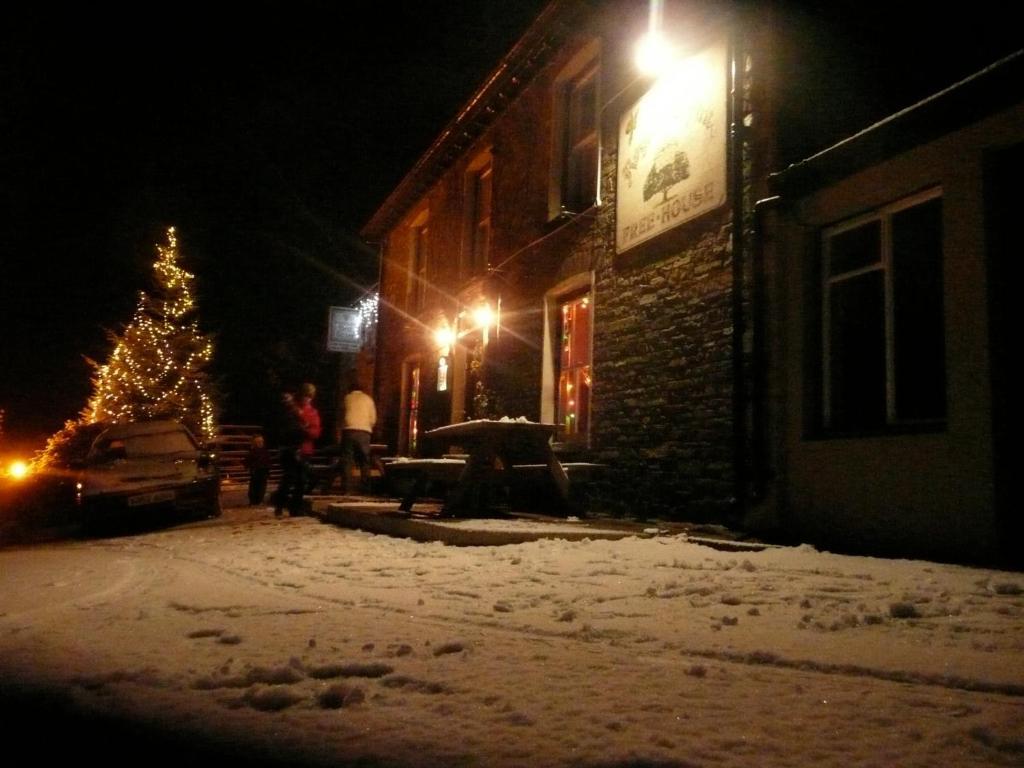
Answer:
[433, 323, 455, 356]
[472, 302, 500, 347]
[471, 304, 494, 331]
[451, 301, 500, 348]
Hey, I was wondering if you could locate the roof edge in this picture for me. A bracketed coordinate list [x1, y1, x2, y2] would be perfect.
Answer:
[770, 49, 1024, 197]
[360, 0, 588, 242]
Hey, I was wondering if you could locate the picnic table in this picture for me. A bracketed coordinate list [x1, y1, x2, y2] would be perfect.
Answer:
[391, 419, 571, 517]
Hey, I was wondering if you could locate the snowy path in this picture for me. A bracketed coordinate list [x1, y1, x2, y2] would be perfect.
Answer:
[1, 511, 1022, 766]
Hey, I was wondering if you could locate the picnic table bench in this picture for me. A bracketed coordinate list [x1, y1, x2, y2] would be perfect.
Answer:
[383, 419, 581, 517]
[381, 458, 469, 512]
[310, 443, 389, 493]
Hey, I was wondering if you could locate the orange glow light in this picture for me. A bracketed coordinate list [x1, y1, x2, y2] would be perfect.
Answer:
[472, 304, 494, 329]
[7, 460, 30, 480]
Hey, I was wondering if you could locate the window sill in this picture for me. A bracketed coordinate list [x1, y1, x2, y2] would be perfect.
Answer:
[804, 420, 947, 441]
[552, 440, 592, 459]
[544, 203, 600, 233]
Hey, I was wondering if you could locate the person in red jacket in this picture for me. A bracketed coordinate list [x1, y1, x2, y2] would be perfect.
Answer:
[272, 382, 321, 517]
[295, 382, 322, 457]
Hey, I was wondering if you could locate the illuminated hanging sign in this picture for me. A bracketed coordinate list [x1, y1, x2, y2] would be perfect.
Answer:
[616, 38, 728, 254]
[327, 306, 362, 353]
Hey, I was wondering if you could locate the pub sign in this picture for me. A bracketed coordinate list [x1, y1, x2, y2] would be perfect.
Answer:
[616, 38, 728, 254]
[327, 306, 362, 353]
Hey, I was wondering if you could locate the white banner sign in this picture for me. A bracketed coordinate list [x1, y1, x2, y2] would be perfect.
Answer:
[327, 306, 362, 353]
[616, 38, 728, 254]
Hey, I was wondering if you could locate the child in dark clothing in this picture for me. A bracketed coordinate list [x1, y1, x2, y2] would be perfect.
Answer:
[244, 434, 272, 506]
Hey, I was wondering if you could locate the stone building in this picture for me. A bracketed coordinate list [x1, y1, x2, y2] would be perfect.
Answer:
[363, 0, 771, 522]
[361, 0, 1020, 564]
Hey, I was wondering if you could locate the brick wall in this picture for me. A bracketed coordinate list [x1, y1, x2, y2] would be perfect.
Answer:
[371, 2, 758, 523]
[569, 127, 741, 521]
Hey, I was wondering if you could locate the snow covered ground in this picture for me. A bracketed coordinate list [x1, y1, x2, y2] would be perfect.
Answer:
[1, 502, 1022, 767]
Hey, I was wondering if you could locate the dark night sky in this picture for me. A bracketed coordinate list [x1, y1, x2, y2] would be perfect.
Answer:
[0, 0, 549, 449]
[1, 1, 1020, 452]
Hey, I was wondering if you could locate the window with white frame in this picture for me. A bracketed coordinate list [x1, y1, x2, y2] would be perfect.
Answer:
[821, 189, 946, 433]
[556, 291, 593, 440]
[550, 45, 599, 218]
[563, 65, 598, 212]
[465, 158, 492, 277]
[407, 215, 429, 313]
[402, 360, 422, 456]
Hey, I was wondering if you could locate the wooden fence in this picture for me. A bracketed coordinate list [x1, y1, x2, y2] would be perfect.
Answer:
[215, 425, 388, 495]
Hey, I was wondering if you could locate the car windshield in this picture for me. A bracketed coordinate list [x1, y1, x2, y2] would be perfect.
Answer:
[127, 431, 197, 457]
[92, 429, 197, 461]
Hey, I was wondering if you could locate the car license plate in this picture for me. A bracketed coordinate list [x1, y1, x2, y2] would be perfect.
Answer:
[128, 490, 175, 507]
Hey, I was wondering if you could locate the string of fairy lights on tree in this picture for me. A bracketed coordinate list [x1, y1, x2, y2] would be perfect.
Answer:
[82, 227, 217, 440]
[34, 228, 217, 469]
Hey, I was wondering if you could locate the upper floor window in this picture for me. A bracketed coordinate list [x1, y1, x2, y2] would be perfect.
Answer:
[561, 65, 598, 213]
[550, 44, 600, 219]
[464, 155, 492, 278]
[407, 211, 429, 313]
[821, 190, 945, 433]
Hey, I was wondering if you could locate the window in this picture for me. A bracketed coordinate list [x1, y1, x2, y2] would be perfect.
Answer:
[467, 161, 492, 277]
[549, 44, 599, 219]
[821, 190, 945, 433]
[404, 362, 421, 455]
[561, 64, 598, 213]
[556, 292, 593, 440]
[407, 212, 429, 314]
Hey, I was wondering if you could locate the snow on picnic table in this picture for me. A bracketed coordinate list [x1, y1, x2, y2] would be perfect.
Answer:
[0, 505, 1022, 767]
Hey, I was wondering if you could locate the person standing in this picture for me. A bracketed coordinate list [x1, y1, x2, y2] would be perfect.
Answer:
[243, 433, 272, 506]
[340, 377, 377, 495]
[272, 382, 322, 516]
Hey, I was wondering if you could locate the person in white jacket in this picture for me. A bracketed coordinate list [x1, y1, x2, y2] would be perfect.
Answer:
[340, 375, 377, 494]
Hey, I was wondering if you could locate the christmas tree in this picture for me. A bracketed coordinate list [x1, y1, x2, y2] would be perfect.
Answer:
[37, 228, 217, 469]
[83, 226, 217, 440]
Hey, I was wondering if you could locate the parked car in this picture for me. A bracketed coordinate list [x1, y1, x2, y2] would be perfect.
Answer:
[75, 420, 221, 530]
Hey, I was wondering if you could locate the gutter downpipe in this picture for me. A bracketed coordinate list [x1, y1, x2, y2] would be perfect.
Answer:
[370, 237, 386, 438]
[751, 194, 782, 504]
[729, 26, 748, 526]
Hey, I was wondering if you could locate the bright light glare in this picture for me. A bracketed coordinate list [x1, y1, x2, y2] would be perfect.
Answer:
[641, 55, 717, 141]
[635, 31, 674, 76]
[433, 326, 456, 350]
[472, 305, 494, 329]
[7, 460, 30, 480]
